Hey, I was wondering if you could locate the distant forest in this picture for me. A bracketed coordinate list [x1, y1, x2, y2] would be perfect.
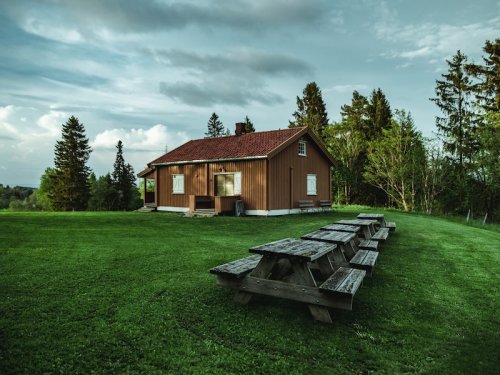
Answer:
[0, 185, 36, 210]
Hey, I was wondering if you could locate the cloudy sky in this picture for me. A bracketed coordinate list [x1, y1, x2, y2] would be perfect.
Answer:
[0, 0, 498, 186]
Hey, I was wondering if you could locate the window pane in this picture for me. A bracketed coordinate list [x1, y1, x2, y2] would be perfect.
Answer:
[225, 175, 234, 196]
[215, 175, 225, 196]
[173, 174, 184, 194]
[307, 174, 316, 195]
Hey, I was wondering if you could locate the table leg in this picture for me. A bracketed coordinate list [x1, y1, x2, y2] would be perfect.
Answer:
[340, 242, 356, 261]
[362, 226, 371, 239]
[234, 256, 278, 305]
[289, 262, 333, 323]
[316, 255, 334, 280]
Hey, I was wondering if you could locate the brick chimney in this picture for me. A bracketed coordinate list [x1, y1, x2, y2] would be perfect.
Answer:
[235, 122, 246, 136]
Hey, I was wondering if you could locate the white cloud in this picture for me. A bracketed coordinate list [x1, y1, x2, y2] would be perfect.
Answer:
[0, 105, 15, 121]
[0, 105, 21, 141]
[22, 17, 84, 44]
[91, 124, 189, 152]
[326, 84, 369, 94]
[376, 17, 499, 63]
[37, 110, 67, 136]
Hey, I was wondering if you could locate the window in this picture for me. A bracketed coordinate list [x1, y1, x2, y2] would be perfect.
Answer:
[172, 174, 184, 194]
[307, 174, 317, 195]
[298, 140, 307, 156]
[215, 172, 241, 196]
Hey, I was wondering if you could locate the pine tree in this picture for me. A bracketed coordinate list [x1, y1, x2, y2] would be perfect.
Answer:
[466, 39, 500, 112]
[112, 140, 137, 210]
[289, 82, 329, 141]
[431, 50, 480, 213]
[244, 116, 255, 133]
[50, 116, 92, 211]
[205, 112, 225, 138]
[430, 50, 478, 169]
[340, 91, 369, 134]
[367, 88, 392, 138]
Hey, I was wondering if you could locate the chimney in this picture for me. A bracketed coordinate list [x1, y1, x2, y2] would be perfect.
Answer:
[235, 122, 246, 136]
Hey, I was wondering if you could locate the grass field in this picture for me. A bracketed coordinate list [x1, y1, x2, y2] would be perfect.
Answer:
[1, 208, 499, 374]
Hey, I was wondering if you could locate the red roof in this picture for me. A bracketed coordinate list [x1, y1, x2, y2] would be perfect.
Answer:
[149, 127, 308, 165]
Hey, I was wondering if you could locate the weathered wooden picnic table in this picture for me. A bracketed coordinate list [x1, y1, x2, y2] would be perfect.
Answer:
[210, 238, 366, 323]
[336, 219, 390, 242]
[321, 223, 379, 251]
[357, 213, 397, 232]
[301, 230, 379, 277]
[335, 219, 378, 239]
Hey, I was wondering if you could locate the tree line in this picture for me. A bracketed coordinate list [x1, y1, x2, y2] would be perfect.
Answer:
[205, 114, 255, 137]
[290, 39, 499, 221]
[12, 116, 142, 211]
[4, 39, 497, 220]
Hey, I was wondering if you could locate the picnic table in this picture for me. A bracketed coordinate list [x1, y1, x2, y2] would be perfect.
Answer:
[210, 238, 366, 323]
[301, 230, 379, 277]
[357, 213, 396, 232]
[335, 219, 378, 239]
[321, 223, 379, 251]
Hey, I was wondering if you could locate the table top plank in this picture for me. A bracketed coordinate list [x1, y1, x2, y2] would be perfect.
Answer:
[249, 238, 336, 261]
[321, 224, 361, 233]
[357, 213, 384, 220]
[302, 230, 356, 245]
[336, 219, 378, 226]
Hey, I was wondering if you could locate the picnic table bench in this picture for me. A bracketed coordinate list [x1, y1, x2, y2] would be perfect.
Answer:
[301, 230, 379, 277]
[371, 227, 389, 241]
[210, 238, 366, 323]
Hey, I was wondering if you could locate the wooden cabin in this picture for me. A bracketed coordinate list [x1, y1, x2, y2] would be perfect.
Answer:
[137, 124, 335, 216]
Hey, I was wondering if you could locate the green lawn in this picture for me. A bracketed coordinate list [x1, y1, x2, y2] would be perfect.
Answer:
[0, 208, 499, 374]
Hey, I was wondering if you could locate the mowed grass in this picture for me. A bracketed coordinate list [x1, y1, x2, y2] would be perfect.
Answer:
[0, 208, 499, 374]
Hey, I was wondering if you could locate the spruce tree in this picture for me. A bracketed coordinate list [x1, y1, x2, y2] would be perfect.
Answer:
[205, 113, 225, 138]
[467, 39, 500, 112]
[244, 116, 255, 133]
[51, 116, 92, 211]
[289, 82, 329, 141]
[367, 88, 392, 138]
[112, 140, 137, 210]
[430, 50, 478, 169]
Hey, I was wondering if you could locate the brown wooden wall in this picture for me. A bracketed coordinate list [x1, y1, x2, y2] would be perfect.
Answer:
[268, 136, 331, 210]
[156, 159, 267, 210]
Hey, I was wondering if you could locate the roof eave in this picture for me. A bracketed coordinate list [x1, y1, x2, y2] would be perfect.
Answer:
[151, 155, 268, 166]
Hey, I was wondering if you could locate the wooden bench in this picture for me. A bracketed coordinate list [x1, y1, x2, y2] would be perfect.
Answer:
[349, 250, 378, 277]
[386, 222, 396, 232]
[298, 200, 314, 210]
[319, 267, 366, 310]
[209, 254, 262, 278]
[371, 228, 389, 242]
[358, 239, 379, 251]
[318, 200, 332, 211]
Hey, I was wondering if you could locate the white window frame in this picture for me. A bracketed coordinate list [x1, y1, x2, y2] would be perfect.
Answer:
[298, 140, 307, 156]
[307, 174, 317, 196]
[172, 174, 185, 194]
